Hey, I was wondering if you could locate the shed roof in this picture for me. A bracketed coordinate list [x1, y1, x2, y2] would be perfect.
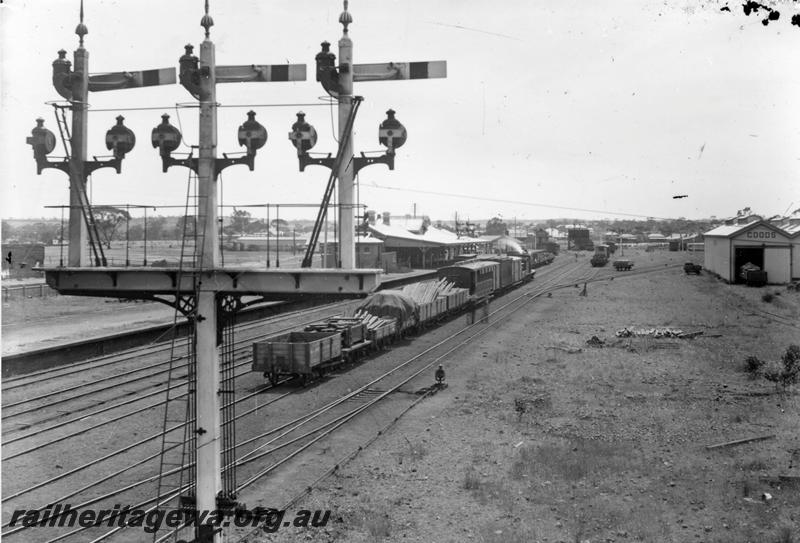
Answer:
[442, 260, 499, 271]
[369, 223, 487, 247]
[703, 219, 796, 239]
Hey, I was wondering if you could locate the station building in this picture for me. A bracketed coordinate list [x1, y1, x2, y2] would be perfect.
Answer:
[367, 214, 489, 269]
[703, 213, 800, 284]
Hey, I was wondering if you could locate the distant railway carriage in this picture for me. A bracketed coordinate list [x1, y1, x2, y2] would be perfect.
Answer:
[528, 249, 555, 268]
[543, 241, 560, 255]
[437, 261, 498, 300]
[594, 244, 610, 258]
[507, 255, 525, 284]
[475, 254, 524, 290]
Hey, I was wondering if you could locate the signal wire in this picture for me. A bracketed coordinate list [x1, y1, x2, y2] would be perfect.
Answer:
[364, 183, 674, 220]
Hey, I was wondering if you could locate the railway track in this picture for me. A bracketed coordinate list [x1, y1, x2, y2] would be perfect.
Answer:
[1, 258, 679, 542]
[0, 301, 360, 428]
[1, 299, 353, 397]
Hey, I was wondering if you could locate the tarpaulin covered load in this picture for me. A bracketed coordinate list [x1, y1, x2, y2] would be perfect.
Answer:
[356, 291, 419, 330]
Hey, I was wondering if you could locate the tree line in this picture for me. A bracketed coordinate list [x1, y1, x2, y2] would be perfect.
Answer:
[3, 208, 311, 247]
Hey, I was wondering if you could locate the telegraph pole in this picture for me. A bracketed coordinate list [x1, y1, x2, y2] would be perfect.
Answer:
[69, 13, 90, 267]
[195, 11, 223, 541]
[337, 6, 356, 268]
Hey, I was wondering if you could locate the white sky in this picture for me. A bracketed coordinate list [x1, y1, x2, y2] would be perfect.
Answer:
[1, 0, 799, 223]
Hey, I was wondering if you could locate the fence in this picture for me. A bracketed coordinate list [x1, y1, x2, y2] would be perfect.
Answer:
[2, 283, 59, 301]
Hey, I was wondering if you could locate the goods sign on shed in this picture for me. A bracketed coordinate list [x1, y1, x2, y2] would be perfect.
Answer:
[736, 227, 790, 243]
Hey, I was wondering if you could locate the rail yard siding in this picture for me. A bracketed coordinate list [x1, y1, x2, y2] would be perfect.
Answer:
[1, 298, 320, 377]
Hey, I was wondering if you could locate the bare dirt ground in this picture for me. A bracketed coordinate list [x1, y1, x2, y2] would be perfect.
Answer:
[252, 255, 800, 543]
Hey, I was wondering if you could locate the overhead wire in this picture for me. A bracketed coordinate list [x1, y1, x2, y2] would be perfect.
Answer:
[363, 183, 676, 221]
[173, 105, 194, 151]
[87, 102, 328, 113]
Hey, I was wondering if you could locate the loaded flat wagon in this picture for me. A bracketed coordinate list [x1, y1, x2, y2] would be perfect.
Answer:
[362, 316, 398, 348]
[434, 295, 447, 317]
[253, 331, 342, 385]
[416, 297, 447, 326]
[441, 287, 469, 312]
[417, 300, 434, 325]
[355, 291, 419, 334]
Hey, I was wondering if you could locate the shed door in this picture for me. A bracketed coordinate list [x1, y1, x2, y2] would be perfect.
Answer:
[764, 247, 790, 284]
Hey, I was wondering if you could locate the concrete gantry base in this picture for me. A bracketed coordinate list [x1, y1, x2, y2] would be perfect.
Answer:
[43, 267, 382, 299]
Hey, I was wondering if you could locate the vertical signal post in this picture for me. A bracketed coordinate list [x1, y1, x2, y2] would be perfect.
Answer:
[27, 1, 175, 267]
[291, 1, 446, 269]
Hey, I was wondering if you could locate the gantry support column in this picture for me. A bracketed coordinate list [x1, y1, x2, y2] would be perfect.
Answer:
[69, 44, 90, 266]
[337, 24, 355, 269]
[196, 33, 222, 543]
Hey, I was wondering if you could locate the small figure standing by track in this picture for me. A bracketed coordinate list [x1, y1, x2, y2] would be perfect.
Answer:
[435, 364, 446, 387]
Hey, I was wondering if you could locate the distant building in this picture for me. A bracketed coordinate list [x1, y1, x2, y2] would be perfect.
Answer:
[521, 228, 549, 250]
[314, 236, 385, 269]
[234, 231, 300, 251]
[567, 228, 593, 250]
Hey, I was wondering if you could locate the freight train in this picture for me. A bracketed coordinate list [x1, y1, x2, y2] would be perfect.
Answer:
[251, 251, 554, 384]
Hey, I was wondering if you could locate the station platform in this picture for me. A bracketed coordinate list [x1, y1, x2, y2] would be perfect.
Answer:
[2, 302, 176, 357]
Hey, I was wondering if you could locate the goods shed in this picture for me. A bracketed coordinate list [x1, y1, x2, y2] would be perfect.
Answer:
[703, 218, 798, 284]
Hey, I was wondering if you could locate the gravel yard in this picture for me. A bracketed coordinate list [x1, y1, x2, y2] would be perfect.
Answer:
[250, 258, 800, 543]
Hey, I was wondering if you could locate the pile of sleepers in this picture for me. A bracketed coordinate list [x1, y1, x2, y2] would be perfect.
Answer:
[353, 310, 398, 346]
[398, 279, 468, 323]
[304, 317, 366, 347]
[615, 327, 702, 339]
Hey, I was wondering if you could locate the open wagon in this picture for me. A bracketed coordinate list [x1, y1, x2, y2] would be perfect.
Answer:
[304, 317, 372, 361]
[613, 259, 633, 271]
[684, 262, 702, 275]
[253, 331, 342, 385]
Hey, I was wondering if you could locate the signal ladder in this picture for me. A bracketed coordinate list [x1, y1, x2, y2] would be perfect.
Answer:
[150, 168, 239, 542]
[152, 168, 203, 543]
[301, 96, 363, 268]
[52, 104, 107, 266]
